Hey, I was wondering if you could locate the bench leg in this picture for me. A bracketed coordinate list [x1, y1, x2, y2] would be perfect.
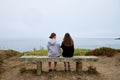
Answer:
[76, 62, 82, 72]
[37, 62, 42, 75]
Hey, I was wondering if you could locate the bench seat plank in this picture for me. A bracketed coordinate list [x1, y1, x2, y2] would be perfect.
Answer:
[21, 56, 98, 62]
[20, 56, 98, 75]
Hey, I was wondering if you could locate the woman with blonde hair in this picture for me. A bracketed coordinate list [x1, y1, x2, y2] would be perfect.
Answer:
[61, 33, 74, 71]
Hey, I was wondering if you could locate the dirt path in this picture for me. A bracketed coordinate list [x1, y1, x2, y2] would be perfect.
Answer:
[0, 53, 120, 80]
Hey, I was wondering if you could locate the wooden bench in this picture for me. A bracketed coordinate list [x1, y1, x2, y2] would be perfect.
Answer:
[20, 56, 98, 75]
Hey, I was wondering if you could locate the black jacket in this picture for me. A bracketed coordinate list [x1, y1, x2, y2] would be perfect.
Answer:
[61, 43, 74, 57]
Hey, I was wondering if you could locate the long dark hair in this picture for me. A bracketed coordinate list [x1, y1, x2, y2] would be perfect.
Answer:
[62, 33, 74, 46]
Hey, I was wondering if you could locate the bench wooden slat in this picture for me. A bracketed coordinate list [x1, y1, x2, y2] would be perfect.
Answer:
[21, 56, 98, 62]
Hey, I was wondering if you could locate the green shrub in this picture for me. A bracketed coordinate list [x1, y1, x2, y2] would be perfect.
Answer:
[87, 66, 98, 74]
[33, 48, 36, 51]
[86, 47, 117, 57]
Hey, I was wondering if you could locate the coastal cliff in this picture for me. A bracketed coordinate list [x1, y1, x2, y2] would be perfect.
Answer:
[115, 38, 120, 40]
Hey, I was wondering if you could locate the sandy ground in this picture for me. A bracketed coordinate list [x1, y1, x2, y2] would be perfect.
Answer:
[0, 53, 120, 80]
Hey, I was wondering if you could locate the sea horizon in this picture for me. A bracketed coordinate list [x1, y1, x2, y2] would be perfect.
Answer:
[0, 37, 120, 52]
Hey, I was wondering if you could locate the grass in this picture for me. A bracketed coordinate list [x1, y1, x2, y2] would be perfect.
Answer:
[116, 49, 120, 52]
[0, 50, 21, 59]
[74, 48, 91, 56]
[23, 49, 48, 56]
[22, 48, 91, 56]
[0, 49, 21, 74]
[22, 47, 119, 57]
[0, 50, 21, 64]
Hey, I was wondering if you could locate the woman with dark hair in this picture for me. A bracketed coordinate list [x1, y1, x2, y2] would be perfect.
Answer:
[61, 33, 74, 71]
[47, 32, 60, 71]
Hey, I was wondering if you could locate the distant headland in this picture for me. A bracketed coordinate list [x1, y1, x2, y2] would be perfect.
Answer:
[115, 38, 120, 40]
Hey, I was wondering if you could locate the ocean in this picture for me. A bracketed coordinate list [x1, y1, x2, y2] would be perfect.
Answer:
[0, 38, 120, 52]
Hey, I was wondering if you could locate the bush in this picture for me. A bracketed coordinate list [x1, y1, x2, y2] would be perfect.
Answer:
[87, 66, 98, 74]
[86, 47, 117, 57]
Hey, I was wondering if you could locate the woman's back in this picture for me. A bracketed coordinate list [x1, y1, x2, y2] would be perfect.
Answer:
[47, 39, 60, 57]
[61, 42, 74, 57]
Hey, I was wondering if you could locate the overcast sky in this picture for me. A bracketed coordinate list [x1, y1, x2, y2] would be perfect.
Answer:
[0, 0, 120, 39]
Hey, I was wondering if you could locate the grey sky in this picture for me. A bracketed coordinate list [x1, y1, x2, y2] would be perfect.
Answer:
[0, 0, 120, 39]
